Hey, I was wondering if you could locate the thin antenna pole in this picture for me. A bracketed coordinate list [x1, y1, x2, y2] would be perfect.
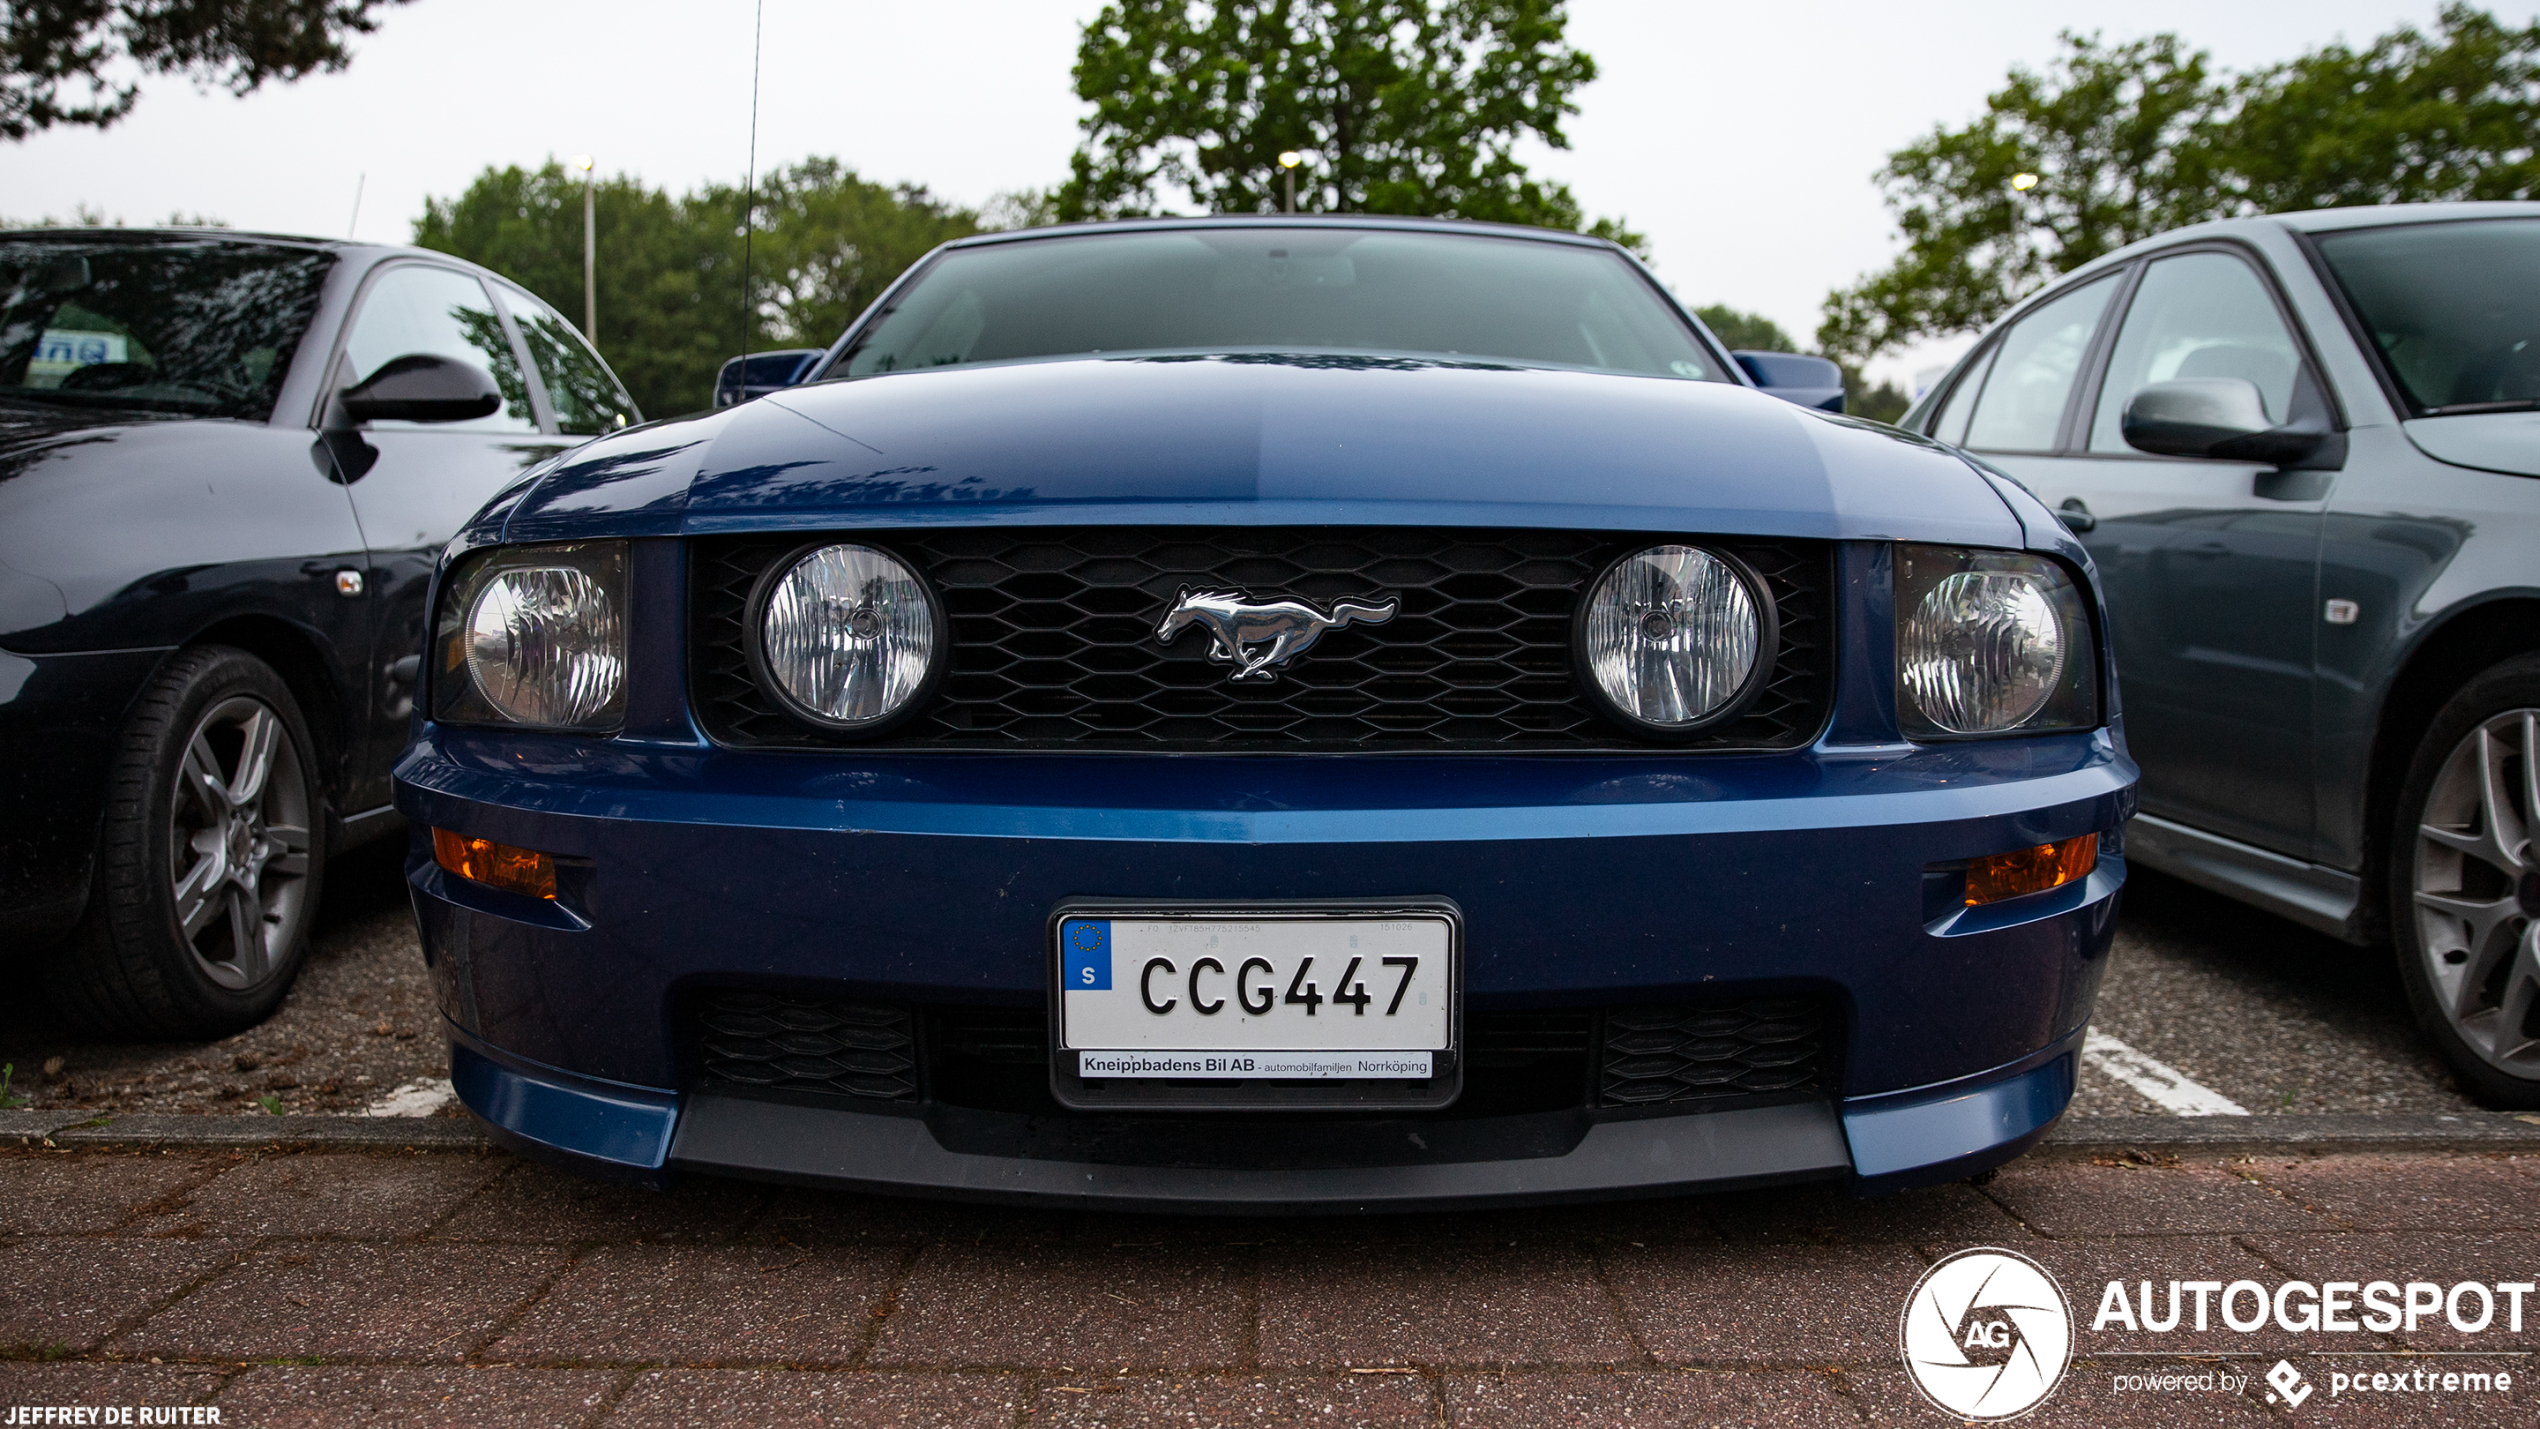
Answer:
[741, 0, 763, 370]
[346, 173, 365, 239]
[582, 169, 597, 342]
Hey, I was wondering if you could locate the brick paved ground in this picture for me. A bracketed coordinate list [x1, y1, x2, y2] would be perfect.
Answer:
[6, 1145, 2540, 1425]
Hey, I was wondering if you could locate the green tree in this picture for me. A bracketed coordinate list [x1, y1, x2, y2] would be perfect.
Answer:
[414, 159, 981, 418]
[1057, 0, 1639, 248]
[1847, 373, 1910, 424]
[2221, 5, 2540, 213]
[1818, 32, 2227, 363]
[3, 0, 406, 141]
[1692, 303, 1797, 353]
[1820, 7, 2540, 364]
[693, 158, 981, 355]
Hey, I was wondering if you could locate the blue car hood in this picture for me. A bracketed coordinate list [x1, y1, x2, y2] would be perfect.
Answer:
[499, 355, 2020, 546]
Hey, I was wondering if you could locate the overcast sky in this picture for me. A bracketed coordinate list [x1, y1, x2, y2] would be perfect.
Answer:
[7, 0, 2526, 386]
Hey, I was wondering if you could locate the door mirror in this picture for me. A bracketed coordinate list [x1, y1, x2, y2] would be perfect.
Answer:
[2121, 378, 2325, 465]
[340, 353, 503, 423]
[715, 349, 824, 408]
[1732, 350, 1845, 413]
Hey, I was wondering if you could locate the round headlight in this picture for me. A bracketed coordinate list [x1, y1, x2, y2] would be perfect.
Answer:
[464, 566, 625, 727]
[1899, 570, 2065, 734]
[750, 542, 943, 731]
[1577, 544, 1773, 735]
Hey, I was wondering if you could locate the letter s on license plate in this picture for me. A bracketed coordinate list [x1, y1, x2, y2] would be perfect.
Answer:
[1048, 903, 1461, 1109]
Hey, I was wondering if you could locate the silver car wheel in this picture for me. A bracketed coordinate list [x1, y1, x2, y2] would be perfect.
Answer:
[2413, 707, 2540, 1076]
[169, 694, 313, 992]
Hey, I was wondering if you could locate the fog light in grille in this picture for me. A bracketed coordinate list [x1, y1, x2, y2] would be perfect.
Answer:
[432, 828, 557, 901]
[748, 541, 946, 733]
[1964, 834, 2097, 905]
[1576, 544, 1774, 738]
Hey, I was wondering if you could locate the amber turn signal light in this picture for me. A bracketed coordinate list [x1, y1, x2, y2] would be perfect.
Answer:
[431, 827, 557, 901]
[1964, 833, 2097, 906]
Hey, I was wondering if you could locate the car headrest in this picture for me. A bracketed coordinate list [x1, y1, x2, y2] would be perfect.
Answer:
[2174, 344, 2291, 396]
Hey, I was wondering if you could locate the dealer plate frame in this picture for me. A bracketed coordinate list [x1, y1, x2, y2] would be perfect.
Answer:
[1046, 897, 1465, 1112]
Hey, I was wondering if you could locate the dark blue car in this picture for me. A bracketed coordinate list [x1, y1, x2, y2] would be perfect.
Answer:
[395, 216, 2136, 1210]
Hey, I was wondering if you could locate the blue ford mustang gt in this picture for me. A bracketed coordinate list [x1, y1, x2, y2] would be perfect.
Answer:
[394, 215, 2137, 1210]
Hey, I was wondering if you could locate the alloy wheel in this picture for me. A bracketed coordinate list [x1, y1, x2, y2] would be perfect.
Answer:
[2413, 708, 2540, 1076]
[168, 694, 313, 991]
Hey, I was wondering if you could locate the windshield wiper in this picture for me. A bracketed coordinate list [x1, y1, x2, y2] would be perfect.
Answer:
[2422, 398, 2540, 417]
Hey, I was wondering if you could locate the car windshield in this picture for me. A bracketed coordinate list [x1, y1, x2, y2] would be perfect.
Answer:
[2313, 217, 2540, 415]
[0, 236, 333, 422]
[839, 226, 1727, 382]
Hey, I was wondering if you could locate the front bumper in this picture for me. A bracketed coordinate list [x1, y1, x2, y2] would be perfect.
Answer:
[449, 1030, 2080, 1211]
[398, 727, 2131, 1207]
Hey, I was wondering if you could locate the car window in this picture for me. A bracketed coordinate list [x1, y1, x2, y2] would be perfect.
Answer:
[339, 265, 538, 433]
[2314, 217, 2540, 415]
[841, 228, 1730, 383]
[2089, 252, 2302, 452]
[0, 236, 331, 420]
[493, 283, 640, 434]
[1960, 274, 2119, 452]
[1928, 345, 1997, 445]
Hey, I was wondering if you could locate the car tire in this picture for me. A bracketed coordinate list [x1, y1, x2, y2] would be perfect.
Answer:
[2391, 654, 2540, 1108]
[44, 646, 327, 1039]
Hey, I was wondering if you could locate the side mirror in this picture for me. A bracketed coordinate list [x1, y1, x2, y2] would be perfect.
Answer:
[1732, 350, 1845, 413]
[715, 348, 824, 408]
[2121, 378, 2325, 465]
[341, 354, 502, 423]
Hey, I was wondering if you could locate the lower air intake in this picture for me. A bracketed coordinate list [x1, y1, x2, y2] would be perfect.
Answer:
[695, 991, 917, 1102]
[1598, 997, 1834, 1107]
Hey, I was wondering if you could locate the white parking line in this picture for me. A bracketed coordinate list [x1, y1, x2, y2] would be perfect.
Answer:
[359, 1077, 456, 1118]
[2081, 1029, 2249, 1116]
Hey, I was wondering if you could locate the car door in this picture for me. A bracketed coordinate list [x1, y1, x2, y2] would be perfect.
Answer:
[2018, 248, 2334, 858]
[323, 262, 576, 809]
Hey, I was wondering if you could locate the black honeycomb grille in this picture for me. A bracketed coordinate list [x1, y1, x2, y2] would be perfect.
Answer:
[695, 992, 917, 1101]
[689, 527, 1830, 751]
[1597, 997, 1835, 1108]
[691, 991, 1835, 1115]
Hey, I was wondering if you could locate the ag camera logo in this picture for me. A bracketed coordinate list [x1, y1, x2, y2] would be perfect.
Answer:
[1901, 1248, 2074, 1420]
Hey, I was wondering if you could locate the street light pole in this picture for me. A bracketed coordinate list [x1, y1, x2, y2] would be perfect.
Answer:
[1278, 151, 1303, 213]
[2008, 170, 2040, 291]
[573, 155, 597, 343]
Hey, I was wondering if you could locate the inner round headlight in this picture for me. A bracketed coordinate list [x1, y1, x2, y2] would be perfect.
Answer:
[1578, 544, 1771, 734]
[751, 542, 942, 730]
[464, 566, 624, 727]
[1899, 570, 2065, 733]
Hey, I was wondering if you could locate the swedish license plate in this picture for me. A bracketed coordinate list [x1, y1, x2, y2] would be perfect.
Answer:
[1050, 903, 1461, 1109]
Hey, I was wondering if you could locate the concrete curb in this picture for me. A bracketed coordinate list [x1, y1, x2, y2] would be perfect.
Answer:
[3, 1109, 489, 1151]
[1, 1109, 89, 1145]
[13, 1108, 2540, 1159]
[2043, 1111, 2540, 1156]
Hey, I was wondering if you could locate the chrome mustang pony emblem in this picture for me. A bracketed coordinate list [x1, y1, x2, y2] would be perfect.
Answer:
[1154, 587, 1399, 682]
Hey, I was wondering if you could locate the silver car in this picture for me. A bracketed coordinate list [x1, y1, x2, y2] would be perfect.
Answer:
[1904, 202, 2540, 1105]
